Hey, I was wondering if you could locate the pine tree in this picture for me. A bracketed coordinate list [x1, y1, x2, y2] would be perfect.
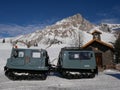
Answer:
[114, 34, 120, 63]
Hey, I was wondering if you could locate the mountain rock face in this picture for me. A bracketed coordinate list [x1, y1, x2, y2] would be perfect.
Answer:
[12, 14, 95, 46]
[11, 14, 117, 47]
[53, 14, 95, 31]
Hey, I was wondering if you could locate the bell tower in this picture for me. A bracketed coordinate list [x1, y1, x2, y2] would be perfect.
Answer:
[91, 30, 102, 40]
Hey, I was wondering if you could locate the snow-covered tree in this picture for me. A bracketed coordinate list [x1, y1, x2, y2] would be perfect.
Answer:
[114, 33, 120, 63]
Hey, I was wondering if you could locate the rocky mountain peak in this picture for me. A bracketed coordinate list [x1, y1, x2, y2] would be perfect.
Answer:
[66, 13, 83, 21]
[47, 13, 95, 31]
[11, 14, 96, 45]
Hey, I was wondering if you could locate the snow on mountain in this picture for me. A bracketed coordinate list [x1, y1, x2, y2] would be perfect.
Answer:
[10, 14, 94, 44]
[105, 23, 120, 30]
[99, 23, 120, 32]
[89, 27, 116, 44]
[1, 14, 117, 48]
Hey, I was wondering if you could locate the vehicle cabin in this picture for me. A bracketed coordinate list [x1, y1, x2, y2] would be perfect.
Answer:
[57, 47, 98, 79]
[4, 48, 50, 80]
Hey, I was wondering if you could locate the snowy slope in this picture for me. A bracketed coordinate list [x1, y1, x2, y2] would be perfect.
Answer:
[99, 23, 120, 32]
[103, 23, 120, 30]
[3, 14, 115, 48]
[8, 14, 95, 46]
[88, 27, 116, 45]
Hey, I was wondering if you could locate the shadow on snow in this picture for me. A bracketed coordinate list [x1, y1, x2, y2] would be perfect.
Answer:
[106, 73, 120, 80]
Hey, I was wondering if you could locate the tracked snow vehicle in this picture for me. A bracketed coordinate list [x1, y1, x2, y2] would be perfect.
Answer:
[4, 48, 50, 80]
[57, 47, 98, 79]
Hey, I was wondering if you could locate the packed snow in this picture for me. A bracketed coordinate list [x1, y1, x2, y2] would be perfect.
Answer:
[0, 42, 120, 90]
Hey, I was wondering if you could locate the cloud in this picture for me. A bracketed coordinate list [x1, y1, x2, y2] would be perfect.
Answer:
[0, 24, 47, 38]
[100, 18, 120, 24]
[95, 5, 120, 24]
[93, 17, 120, 24]
[96, 13, 108, 17]
[0, 17, 60, 38]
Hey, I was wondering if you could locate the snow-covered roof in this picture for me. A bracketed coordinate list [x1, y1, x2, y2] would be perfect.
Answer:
[82, 28, 116, 46]
[82, 39, 113, 50]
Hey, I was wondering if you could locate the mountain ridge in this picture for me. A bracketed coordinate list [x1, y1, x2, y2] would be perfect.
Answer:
[1, 13, 118, 48]
[12, 14, 95, 43]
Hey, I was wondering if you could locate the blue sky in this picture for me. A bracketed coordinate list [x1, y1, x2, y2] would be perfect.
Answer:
[0, 0, 120, 37]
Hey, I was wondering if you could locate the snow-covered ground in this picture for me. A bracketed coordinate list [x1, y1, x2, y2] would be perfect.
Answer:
[0, 43, 120, 90]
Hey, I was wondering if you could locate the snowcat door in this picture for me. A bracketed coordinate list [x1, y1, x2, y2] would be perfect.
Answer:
[11, 50, 25, 66]
[29, 50, 42, 67]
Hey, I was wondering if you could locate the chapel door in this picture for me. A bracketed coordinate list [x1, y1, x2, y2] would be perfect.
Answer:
[95, 53, 103, 67]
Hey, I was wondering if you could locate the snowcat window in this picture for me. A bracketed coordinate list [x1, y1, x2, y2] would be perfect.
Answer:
[69, 52, 80, 60]
[32, 52, 41, 58]
[13, 50, 18, 58]
[74, 54, 79, 58]
[80, 52, 91, 60]
[13, 50, 24, 58]
[69, 52, 92, 60]
[18, 51, 24, 57]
